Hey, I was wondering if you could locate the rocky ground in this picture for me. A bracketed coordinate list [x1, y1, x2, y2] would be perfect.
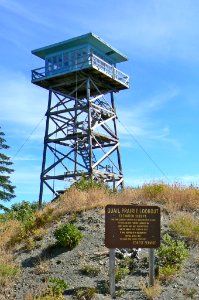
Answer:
[3, 207, 199, 300]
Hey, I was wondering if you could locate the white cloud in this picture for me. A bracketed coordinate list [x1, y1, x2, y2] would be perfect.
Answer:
[12, 155, 40, 162]
[0, 70, 47, 127]
[125, 174, 199, 187]
[124, 176, 167, 187]
[78, 0, 199, 64]
[0, 0, 55, 29]
[117, 88, 180, 148]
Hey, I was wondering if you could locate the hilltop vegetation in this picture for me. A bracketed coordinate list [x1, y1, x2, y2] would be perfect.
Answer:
[0, 182, 199, 299]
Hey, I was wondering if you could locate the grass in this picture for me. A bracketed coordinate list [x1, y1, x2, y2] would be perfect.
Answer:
[34, 259, 49, 275]
[141, 182, 199, 211]
[1, 183, 198, 250]
[158, 265, 178, 281]
[0, 182, 198, 295]
[170, 213, 199, 243]
[183, 287, 198, 299]
[0, 249, 20, 288]
[74, 287, 96, 300]
[24, 277, 68, 300]
[140, 281, 162, 300]
[81, 264, 101, 276]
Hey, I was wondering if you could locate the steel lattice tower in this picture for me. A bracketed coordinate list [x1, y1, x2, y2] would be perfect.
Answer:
[31, 33, 129, 207]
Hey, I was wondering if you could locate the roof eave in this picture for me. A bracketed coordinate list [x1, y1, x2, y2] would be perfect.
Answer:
[31, 33, 128, 63]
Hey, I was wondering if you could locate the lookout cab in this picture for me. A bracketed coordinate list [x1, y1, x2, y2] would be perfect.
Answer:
[31, 33, 129, 207]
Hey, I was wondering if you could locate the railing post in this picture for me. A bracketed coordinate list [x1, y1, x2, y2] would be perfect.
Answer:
[112, 67, 115, 80]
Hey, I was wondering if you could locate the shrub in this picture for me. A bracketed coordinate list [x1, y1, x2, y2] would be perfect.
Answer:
[157, 234, 189, 270]
[115, 266, 129, 282]
[6, 201, 37, 241]
[25, 277, 68, 300]
[9, 201, 38, 222]
[24, 237, 36, 251]
[158, 265, 179, 281]
[71, 175, 110, 191]
[47, 277, 68, 297]
[54, 223, 83, 249]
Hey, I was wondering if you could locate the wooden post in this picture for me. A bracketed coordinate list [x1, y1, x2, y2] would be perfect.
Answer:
[38, 90, 52, 209]
[149, 248, 155, 286]
[109, 248, 115, 298]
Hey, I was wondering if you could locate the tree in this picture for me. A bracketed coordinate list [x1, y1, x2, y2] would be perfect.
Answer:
[0, 128, 15, 211]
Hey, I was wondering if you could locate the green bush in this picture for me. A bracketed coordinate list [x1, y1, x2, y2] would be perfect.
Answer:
[47, 277, 68, 297]
[9, 201, 38, 222]
[157, 234, 189, 270]
[115, 266, 129, 282]
[71, 175, 110, 191]
[54, 223, 83, 249]
[158, 265, 179, 280]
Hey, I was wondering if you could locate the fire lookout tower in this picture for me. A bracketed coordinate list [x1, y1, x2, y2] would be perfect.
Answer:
[31, 33, 129, 206]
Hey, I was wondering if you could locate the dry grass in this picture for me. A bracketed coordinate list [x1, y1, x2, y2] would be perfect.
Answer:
[24, 288, 57, 300]
[0, 219, 21, 248]
[0, 183, 198, 253]
[140, 183, 199, 212]
[0, 248, 20, 288]
[57, 187, 142, 214]
[0, 183, 198, 297]
[34, 258, 50, 275]
[56, 184, 199, 215]
[170, 213, 199, 243]
[140, 281, 162, 299]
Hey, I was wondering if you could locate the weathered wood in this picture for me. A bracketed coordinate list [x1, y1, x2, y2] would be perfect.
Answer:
[109, 248, 115, 298]
[149, 248, 155, 286]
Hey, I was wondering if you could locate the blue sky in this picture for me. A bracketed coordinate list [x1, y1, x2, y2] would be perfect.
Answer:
[1, 0, 199, 206]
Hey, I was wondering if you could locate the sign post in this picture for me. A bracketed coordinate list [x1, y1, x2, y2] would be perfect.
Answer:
[105, 205, 160, 295]
[149, 248, 155, 286]
[109, 248, 116, 298]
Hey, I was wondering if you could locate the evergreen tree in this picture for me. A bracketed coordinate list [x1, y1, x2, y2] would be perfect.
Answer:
[0, 128, 15, 211]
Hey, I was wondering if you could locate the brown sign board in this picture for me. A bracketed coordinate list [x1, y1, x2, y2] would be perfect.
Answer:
[105, 205, 160, 249]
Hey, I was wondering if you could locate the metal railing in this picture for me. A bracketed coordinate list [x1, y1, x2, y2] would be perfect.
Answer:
[32, 67, 45, 80]
[31, 54, 129, 87]
[91, 54, 129, 86]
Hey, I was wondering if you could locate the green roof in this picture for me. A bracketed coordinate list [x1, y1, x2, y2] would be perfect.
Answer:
[31, 32, 128, 63]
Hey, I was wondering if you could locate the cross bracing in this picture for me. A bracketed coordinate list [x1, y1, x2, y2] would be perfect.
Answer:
[38, 75, 124, 206]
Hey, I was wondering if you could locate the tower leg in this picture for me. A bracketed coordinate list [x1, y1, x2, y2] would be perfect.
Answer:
[111, 92, 124, 189]
[87, 78, 93, 176]
[38, 90, 52, 209]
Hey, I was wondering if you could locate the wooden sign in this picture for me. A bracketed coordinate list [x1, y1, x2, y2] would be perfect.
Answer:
[105, 205, 160, 248]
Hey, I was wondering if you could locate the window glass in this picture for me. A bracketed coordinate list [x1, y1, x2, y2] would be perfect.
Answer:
[76, 49, 82, 65]
[52, 56, 57, 70]
[46, 57, 52, 73]
[63, 52, 69, 67]
[82, 47, 87, 57]
[57, 54, 62, 69]
[70, 51, 75, 67]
